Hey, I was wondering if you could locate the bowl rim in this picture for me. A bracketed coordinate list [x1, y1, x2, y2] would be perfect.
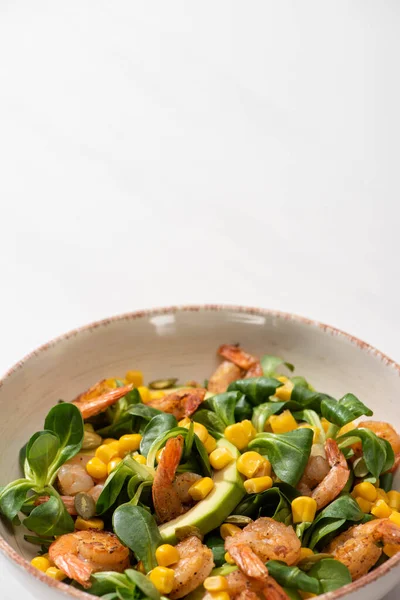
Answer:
[0, 303, 399, 600]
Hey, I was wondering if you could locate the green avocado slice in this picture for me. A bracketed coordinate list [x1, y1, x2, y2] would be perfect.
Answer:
[159, 438, 245, 544]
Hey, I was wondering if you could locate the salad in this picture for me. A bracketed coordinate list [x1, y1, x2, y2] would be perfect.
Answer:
[1, 343, 400, 600]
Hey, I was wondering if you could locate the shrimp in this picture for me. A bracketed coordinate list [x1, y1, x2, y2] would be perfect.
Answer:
[169, 535, 214, 599]
[88, 484, 104, 503]
[72, 384, 134, 419]
[310, 439, 349, 510]
[174, 472, 202, 504]
[49, 530, 129, 588]
[225, 517, 301, 581]
[208, 361, 243, 394]
[147, 388, 206, 420]
[73, 379, 114, 404]
[34, 495, 77, 515]
[357, 421, 400, 455]
[152, 435, 185, 523]
[218, 344, 259, 370]
[57, 464, 95, 496]
[297, 454, 330, 496]
[225, 570, 289, 600]
[245, 362, 263, 378]
[325, 518, 400, 580]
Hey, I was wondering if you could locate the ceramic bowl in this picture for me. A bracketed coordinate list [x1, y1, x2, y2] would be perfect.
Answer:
[0, 305, 399, 600]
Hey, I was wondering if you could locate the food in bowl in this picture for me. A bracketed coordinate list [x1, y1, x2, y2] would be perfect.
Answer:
[1, 342, 400, 600]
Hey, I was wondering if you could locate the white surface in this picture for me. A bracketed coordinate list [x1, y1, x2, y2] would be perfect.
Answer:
[0, 1, 399, 598]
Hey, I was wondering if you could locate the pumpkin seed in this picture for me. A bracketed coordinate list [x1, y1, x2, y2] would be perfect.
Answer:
[82, 430, 102, 450]
[149, 378, 178, 390]
[74, 492, 96, 520]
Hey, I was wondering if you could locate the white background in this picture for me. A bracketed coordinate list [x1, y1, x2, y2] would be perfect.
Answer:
[0, 2, 399, 599]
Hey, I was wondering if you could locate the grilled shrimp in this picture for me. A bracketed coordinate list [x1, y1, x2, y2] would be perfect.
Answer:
[225, 570, 290, 600]
[310, 439, 349, 509]
[174, 472, 202, 503]
[148, 388, 206, 420]
[49, 530, 129, 588]
[208, 361, 243, 394]
[34, 495, 77, 515]
[152, 435, 185, 523]
[325, 518, 400, 580]
[225, 517, 301, 580]
[72, 384, 134, 419]
[57, 464, 95, 496]
[297, 454, 330, 496]
[169, 536, 214, 599]
[356, 421, 400, 455]
[218, 344, 259, 370]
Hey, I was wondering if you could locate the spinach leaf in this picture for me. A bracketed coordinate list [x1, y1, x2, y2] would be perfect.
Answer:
[380, 472, 394, 493]
[192, 409, 225, 436]
[24, 491, 74, 536]
[206, 392, 244, 426]
[337, 393, 373, 419]
[234, 486, 293, 524]
[338, 428, 394, 478]
[146, 427, 211, 477]
[140, 414, 178, 457]
[113, 505, 162, 572]
[125, 569, 160, 600]
[304, 495, 363, 549]
[248, 429, 313, 486]
[0, 479, 34, 521]
[228, 377, 283, 406]
[290, 376, 310, 389]
[25, 431, 60, 486]
[260, 355, 294, 377]
[284, 590, 302, 600]
[205, 535, 226, 567]
[44, 403, 84, 478]
[252, 402, 285, 433]
[290, 386, 335, 412]
[308, 558, 351, 592]
[292, 410, 325, 443]
[234, 396, 253, 422]
[266, 561, 319, 594]
[98, 390, 151, 438]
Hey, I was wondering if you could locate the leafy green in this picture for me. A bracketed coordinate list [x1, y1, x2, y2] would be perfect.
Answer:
[0, 479, 35, 521]
[25, 432, 59, 487]
[98, 389, 149, 438]
[380, 472, 394, 493]
[227, 377, 283, 406]
[192, 409, 225, 437]
[234, 396, 253, 421]
[113, 505, 162, 572]
[290, 386, 335, 412]
[233, 486, 296, 524]
[140, 414, 178, 457]
[292, 410, 326, 443]
[206, 392, 242, 426]
[308, 558, 351, 592]
[89, 570, 160, 600]
[24, 490, 74, 536]
[260, 355, 294, 377]
[266, 561, 320, 594]
[205, 535, 226, 567]
[252, 402, 285, 433]
[248, 429, 313, 486]
[321, 394, 372, 428]
[304, 495, 363, 549]
[145, 427, 211, 477]
[338, 428, 394, 478]
[44, 403, 84, 479]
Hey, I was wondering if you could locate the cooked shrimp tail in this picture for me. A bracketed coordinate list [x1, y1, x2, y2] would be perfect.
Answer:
[218, 344, 259, 370]
[169, 536, 214, 599]
[35, 495, 77, 515]
[148, 388, 206, 420]
[311, 438, 349, 509]
[227, 542, 269, 580]
[208, 361, 243, 394]
[72, 384, 133, 419]
[152, 435, 185, 523]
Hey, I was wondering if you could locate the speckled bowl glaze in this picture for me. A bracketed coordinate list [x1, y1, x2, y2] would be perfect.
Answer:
[0, 305, 399, 600]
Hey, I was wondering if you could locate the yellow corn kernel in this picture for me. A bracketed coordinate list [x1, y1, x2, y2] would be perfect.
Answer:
[75, 517, 104, 530]
[96, 443, 119, 464]
[148, 566, 175, 594]
[118, 434, 142, 455]
[192, 422, 208, 444]
[292, 497, 318, 523]
[204, 576, 229, 592]
[383, 544, 400, 558]
[237, 451, 265, 479]
[298, 547, 314, 561]
[338, 421, 356, 436]
[137, 386, 150, 403]
[253, 459, 272, 478]
[241, 420, 257, 441]
[86, 457, 108, 479]
[298, 424, 320, 444]
[220, 523, 241, 539]
[275, 378, 294, 401]
[269, 410, 298, 434]
[107, 456, 122, 474]
[244, 476, 273, 494]
[31, 556, 51, 572]
[299, 593, 317, 600]
[224, 552, 235, 565]
[204, 435, 217, 454]
[137, 560, 146, 573]
[149, 390, 165, 400]
[178, 417, 192, 428]
[155, 544, 180, 567]
[376, 488, 390, 503]
[125, 370, 143, 387]
[105, 378, 117, 389]
[156, 448, 165, 463]
[371, 499, 393, 518]
[103, 438, 118, 445]
[355, 496, 373, 513]
[134, 454, 147, 465]
[46, 567, 66, 581]
[321, 418, 330, 434]
[209, 447, 234, 470]
[207, 593, 230, 600]
[387, 491, 400, 511]
[389, 511, 400, 527]
[352, 482, 377, 503]
[188, 477, 214, 501]
[224, 423, 248, 450]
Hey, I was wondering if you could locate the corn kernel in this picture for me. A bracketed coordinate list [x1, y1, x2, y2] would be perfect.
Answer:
[31, 556, 51, 572]
[95, 443, 119, 464]
[298, 548, 314, 561]
[292, 497, 318, 523]
[125, 370, 143, 387]
[148, 566, 175, 594]
[103, 438, 118, 445]
[389, 511, 400, 527]
[298, 424, 320, 444]
[299, 593, 317, 600]
[224, 423, 249, 450]
[137, 386, 150, 403]
[355, 496, 372, 513]
[204, 576, 228, 592]
[137, 560, 146, 573]
[353, 482, 377, 503]
[155, 544, 180, 567]
[105, 378, 117, 389]
[220, 523, 241, 539]
[383, 544, 400, 558]
[178, 417, 192, 428]
[134, 454, 147, 465]
[107, 457, 122, 474]
[275, 379, 294, 401]
[46, 567, 66, 581]
[208, 593, 230, 600]
[338, 421, 356, 436]
[156, 448, 165, 463]
[269, 410, 298, 434]
[204, 435, 217, 454]
[209, 447, 234, 470]
[119, 434, 142, 455]
[86, 457, 108, 479]
[388, 491, 400, 511]
[237, 451, 265, 479]
[241, 420, 257, 441]
[244, 476, 273, 494]
[224, 552, 235, 565]
[253, 459, 272, 478]
[149, 390, 165, 400]
[75, 517, 104, 530]
[371, 499, 393, 519]
[376, 488, 390, 503]
[321, 418, 330, 434]
[192, 422, 208, 444]
[188, 477, 214, 501]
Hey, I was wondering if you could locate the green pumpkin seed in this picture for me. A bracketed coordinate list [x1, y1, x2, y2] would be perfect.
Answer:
[149, 378, 178, 390]
[74, 492, 96, 519]
[82, 430, 102, 450]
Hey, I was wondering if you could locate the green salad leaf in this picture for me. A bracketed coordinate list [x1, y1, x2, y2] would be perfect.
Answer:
[338, 428, 394, 478]
[260, 355, 294, 377]
[192, 409, 225, 436]
[140, 414, 178, 457]
[252, 402, 285, 433]
[234, 485, 298, 524]
[227, 377, 283, 406]
[304, 495, 363, 549]
[113, 505, 162, 572]
[308, 558, 352, 592]
[266, 561, 320, 594]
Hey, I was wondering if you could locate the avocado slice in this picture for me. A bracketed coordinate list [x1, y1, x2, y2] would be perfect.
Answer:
[159, 438, 245, 544]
